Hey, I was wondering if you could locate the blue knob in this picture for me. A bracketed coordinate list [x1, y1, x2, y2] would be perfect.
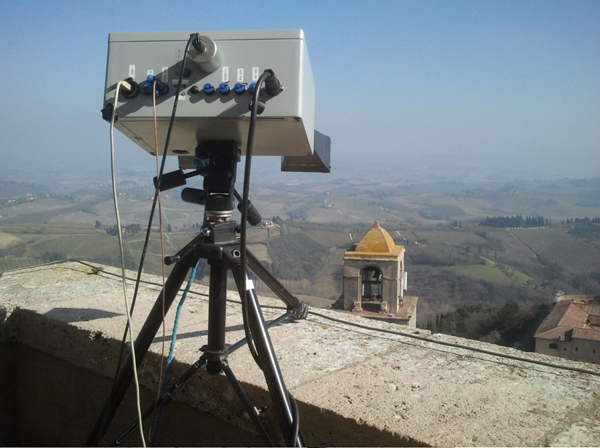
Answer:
[233, 82, 246, 94]
[141, 75, 169, 96]
[218, 82, 230, 94]
[141, 77, 154, 95]
[203, 83, 215, 95]
[248, 83, 257, 94]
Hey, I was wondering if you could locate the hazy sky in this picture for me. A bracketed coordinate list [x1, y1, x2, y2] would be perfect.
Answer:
[0, 0, 598, 180]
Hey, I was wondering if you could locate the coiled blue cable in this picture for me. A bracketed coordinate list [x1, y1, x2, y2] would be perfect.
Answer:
[149, 258, 201, 445]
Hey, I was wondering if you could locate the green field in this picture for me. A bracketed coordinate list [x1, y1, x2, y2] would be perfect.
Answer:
[0, 257, 36, 271]
[0, 232, 21, 248]
[495, 261, 534, 284]
[453, 264, 513, 285]
[512, 228, 600, 275]
[247, 243, 271, 262]
[452, 261, 533, 286]
[413, 228, 489, 246]
[304, 229, 352, 248]
[29, 234, 118, 259]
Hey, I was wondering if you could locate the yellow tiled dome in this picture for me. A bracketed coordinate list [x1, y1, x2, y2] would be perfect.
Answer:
[355, 221, 396, 254]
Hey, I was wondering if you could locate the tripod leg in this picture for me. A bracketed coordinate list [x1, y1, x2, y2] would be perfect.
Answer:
[246, 250, 307, 318]
[111, 357, 206, 446]
[85, 254, 196, 446]
[231, 265, 303, 447]
[223, 363, 275, 447]
[112, 311, 293, 446]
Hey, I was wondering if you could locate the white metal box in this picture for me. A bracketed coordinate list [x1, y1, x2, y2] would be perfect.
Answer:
[104, 30, 315, 161]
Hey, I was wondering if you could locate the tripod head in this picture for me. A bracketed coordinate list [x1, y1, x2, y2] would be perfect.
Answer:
[195, 141, 239, 222]
[154, 141, 261, 227]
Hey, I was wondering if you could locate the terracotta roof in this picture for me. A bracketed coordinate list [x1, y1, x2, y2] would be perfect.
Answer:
[573, 328, 600, 342]
[577, 304, 600, 317]
[535, 295, 600, 342]
[558, 304, 589, 328]
[534, 300, 571, 336]
[535, 327, 572, 340]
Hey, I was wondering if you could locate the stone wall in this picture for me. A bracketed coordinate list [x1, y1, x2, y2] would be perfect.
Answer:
[2, 261, 600, 447]
[536, 338, 600, 364]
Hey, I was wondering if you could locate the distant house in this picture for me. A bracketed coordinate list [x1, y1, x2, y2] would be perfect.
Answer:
[534, 294, 600, 364]
[258, 220, 278, 228]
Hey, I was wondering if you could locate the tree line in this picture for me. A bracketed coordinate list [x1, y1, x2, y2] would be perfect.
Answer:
[479, 215, 547, 228]
[105, 223, 142, 236]
[565, 216, 600, 225]
[566, 217, 600, 240]
[424, 300, 551, 348]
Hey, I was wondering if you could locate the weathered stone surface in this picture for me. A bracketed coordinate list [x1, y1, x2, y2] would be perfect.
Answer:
[2, 261, 600, 446]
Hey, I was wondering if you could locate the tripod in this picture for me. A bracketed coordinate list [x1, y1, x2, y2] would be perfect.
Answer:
[85, 142, 305, 447]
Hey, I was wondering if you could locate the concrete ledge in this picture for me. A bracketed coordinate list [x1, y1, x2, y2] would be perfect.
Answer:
[2, 261, 600, 446]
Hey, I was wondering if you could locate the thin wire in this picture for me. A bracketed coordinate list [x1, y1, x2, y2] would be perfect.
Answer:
[114, 34, 198, 379]
[149, 80, 168, 442]
[308, 310, 600, 377]
[110, 81, 147, 447]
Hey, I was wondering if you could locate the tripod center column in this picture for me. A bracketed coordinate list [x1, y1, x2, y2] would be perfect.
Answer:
[206, 258, 228, 374]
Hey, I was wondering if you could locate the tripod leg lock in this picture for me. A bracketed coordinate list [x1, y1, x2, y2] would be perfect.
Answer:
[291, 301, 309, 320]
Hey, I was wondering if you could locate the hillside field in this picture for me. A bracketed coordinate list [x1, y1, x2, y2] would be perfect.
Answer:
[2, 176, 600, 326]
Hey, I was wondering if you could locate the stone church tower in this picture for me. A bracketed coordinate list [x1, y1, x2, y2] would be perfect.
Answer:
[343, 221, 416, 326]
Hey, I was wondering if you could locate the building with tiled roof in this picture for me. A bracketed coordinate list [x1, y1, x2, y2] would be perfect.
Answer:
[534, 294, 600, 364]
[343, 221, 417, 327]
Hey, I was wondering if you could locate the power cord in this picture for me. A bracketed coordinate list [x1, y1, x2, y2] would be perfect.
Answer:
[109, 80, 147, 447]
[93, 34, 199, 446]
[149, 79, 169, 443]
[114, 33, 198, 377]
[239, 69, 303, 447]
[239, 70, 273, 369]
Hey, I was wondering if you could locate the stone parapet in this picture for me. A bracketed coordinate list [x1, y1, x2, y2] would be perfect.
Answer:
[2, 261, 600, 446]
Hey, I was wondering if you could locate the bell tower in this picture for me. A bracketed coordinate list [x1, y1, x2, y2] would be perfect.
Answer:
[343, 221, 416, 326]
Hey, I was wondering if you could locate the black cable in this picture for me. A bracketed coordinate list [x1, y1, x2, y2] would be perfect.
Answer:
[309, 310, 600, 378]
[288, 391, 301, 446]
[239, 70, 272, 369]
[91, 34, 199, 446]
[239, 71, 304, 447]
[112, 33, 197, 374]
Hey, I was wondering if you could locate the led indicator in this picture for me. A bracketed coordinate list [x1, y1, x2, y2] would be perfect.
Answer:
[161, 67, 168, 82]
[252, 67, 259, 81]
[222, 67, 229, 82]
[129, 65, 136, 78]
[237, 68, 244, 82]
